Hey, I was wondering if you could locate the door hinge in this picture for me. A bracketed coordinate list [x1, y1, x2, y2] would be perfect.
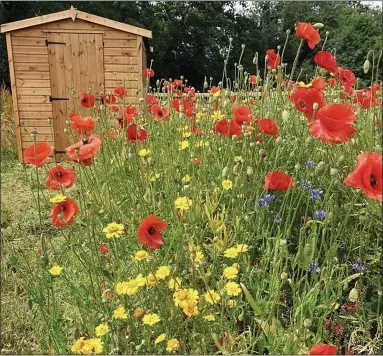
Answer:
[46, 40, 66, 46]
[49, 96, 69, 102]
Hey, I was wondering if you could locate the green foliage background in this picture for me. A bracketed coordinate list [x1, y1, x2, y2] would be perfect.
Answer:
[0, 1, 382, 90]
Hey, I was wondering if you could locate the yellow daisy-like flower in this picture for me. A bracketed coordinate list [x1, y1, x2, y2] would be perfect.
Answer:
[71, 337, 103, 355]
[227, 299, 237, 308]
[166, 339, 180, 353]
[213, 187, 220, 195]
[49, 265, 63, 276]
[155, 266, 171, 280]
[234, 156, 243, 163]
[145, 273, 158, 287]
[150, 173, 161, 182]
[194, 251, 205, 264]
[174, 196, 192, 211]
[95, 323, 109, 337]
[181, 175, 191, 184]
[213, 90, 221, 97]
[236, 244, 249, 253]
[155, 333, 166, 344]
[102, 222, 125, 238]
[182, 131, 192, 138]
[203, 314, 216, 321]
[174, 289, 199, 308]
[168, 277, 182, 291]
[196, 112, 207, 120]
[232, 263, 240, 271]
[204, 289, 221, 305]
[115, 279, 139, 296]
[225, 281, 242, 296]
[138, 148, 151, 157]
[211, 110, 224, 121]
[135, 274, 146, 287]
[135, 250, 149, 261]
[142, 313, 161, 326]
[223, 266, 239, 279]
[195, 140, 209, 148]
[113, 306, 128, 320]
[179, 140, 190, 150]
[49, 194, 67, 204]
[224, 247, 239, 258]
[222, 179, 233, 190]
[133, 307, 145, 319]
[182, 299, 199, 317]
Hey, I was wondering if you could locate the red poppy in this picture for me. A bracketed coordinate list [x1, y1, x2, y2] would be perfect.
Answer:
[192, 156, 201, 165]
[45, 165, 76, 191]
[80, 93, 96, 108]
[295, 22, 321, 49]
[265, 49, 281, 69]
[69, 113, 96, 136]
[353, 88, 374, 109]
[212, 119, 242, 138]
[144, 68, 155, 78]
[308, 103, 356, 144]
[137, 214, 167, 249]
[210, 86, 220, 95]
[314, 51, 338, 73]
[257, 118, 279, 138]
[191, 126, 203, 136]
[336, 67, 356, 94]
[232, 105, 252, 125]
[327, 78, 337, 87]
[249, 75, 257, 84]
[101, 93, 117, 106]
[66, 135, 102, 165]
[126, 124, 148, 143]
[146, 94, 159, 107]
[343, 301, 357, 312]
[50, 197, 80, 227]
[173, 79, 184, 87]
[113, 87, 127, 99]
[171, 98, 194, 117]
[309, 344, 337, 355]
[99, 242, 109, 256]
[264, 170, 295, 190]
[344, 152, 382, 201]
[124, 105, 138, 123]
[150, 104, 169, 121]
[289, 87, 325, 121]
[24, 142, 52, 167]
[311, 76, 326, 91]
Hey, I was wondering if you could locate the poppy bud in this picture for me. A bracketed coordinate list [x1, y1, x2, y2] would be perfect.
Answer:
[294, 163, 301, 170]
[303, 318, 312, 328]
[349, 288, 358, 302]
[241, 44, 246, 50]
[305, 136, 312, 144]
[374, 144, 382, 152]
[246, 166, 253, 176]
[358, 214, 368, 223]
[258, 149, 266, 158]
[336, 155, 345, 165]
[280, 239, 287, 246]
[250, 142, 256, 147]
[313, 102, 319, 111]
[313, 23, 324, 29]
[238, 309, 244, 321]
[30, 131, 38, 139]
[281, 272, 288, 280]
[282, 110, 289, 121]
[286, 29, 291, 35]
[363, 59, 370, 73]
[222, 166, 229, 177]
[330, 168, 338, 176]
[63, 128, 69, 134]
[315, 161, 326, 174]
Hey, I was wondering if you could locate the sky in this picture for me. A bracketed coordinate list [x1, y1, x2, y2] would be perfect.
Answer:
[361, 1, 382, 8]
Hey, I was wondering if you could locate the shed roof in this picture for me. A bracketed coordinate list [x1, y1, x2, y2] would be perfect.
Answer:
[0, 6, 152, 38]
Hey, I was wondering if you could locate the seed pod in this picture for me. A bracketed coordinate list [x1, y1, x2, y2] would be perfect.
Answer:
[315, 161, 326, 174]
[313, 102, 319, 111]
[330, 168, 338, 176]
[281, 272, 288, 280]
[363, 59, 370, 74]
[249, 142, 256, 148]
[336, 155, 345, 165]
[294, 163, 301, 170]
[303, 318, 313, 328]
[313, 23, 324, 29]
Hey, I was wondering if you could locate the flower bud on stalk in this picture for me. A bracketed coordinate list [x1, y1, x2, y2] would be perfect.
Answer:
[246, 167, 253, 176]
[313, 23, 324, 29]
[363, 59, 370, 74]
[303, 318, 313, 328]
[315, 161, 326, 174]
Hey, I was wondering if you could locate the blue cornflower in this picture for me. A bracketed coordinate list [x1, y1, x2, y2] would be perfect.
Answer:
[314, 210, 326, 220]
[258, 199, 267, 208]
[308, 260, 321, 273]
[305, 160, 316, 168]
[353, 259, 366, 272]
[301, 180, 312, 189]
[264, 194, 275, 203]
[310, 188, 323, 200]
[274, 215, 281, 223]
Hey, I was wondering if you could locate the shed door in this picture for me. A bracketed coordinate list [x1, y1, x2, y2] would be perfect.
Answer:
[47, 32, 104, 156]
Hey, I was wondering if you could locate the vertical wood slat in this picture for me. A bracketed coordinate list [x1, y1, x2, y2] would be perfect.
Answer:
[6, 33, 23, 162]
[94, 34, 104, 92]
[136, 36, 143, 101]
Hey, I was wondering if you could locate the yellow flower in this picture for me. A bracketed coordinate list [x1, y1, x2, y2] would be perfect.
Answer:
[196, 112, 207, 120]
[150, 173, 161, 182]
[95, 323, 109, 337]
[135, 250, 149, 261]
[182, 299, 199, 317]
[155, 266, 171, 280]
[232, 263, 240, 271]
[168, 277, 182, 291]
[102, 222, 125, 238]
[166, 339, 180, 353]
[49, 194, 67, 204]
[174, 196, 192, 211]
[194, 251, 205, 264]
[236, 244, 249, 253]
[145, 273, 158, 287]
[71, 337, 103, 355]
[195, 140, 209, 148]
[71, 337, 86, 354]
[138, 148, 151, 157]
[182, 131, 192, 138]
[223, 266, 239, 279]
[298, 81, 313, 88]
[224, 247, 239, 258]
[204, 289, 221, 305]
[135, 274, 146, 287]
[203, 314, 216, 321]
[222, 179, 233, 190]
[49, 265, 63, 276]
[234, 156, 243, 163]
[115, 279, 139, 296]
[179, 140, 190, 150]
[225, 281, 242, 296]
[113, 306, 128, 320]
[213, 90, 221, 97]
[227, 299, 237, 308]
[142, 313, 161, 326]
[133, 307, 145, 319]
[213, 187, 220, 194]
[86, 339, 103, 355]
[173, 289, 199, 308]
[181, 175, 191, 184]
[155, 333, 166, 344]
[211, 111, 225, 121]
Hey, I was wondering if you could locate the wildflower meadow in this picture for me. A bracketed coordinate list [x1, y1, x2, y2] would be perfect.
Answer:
[1, 20, 383, 355]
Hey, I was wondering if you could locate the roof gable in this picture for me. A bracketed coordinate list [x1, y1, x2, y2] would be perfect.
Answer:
[0, 6, 152, 38]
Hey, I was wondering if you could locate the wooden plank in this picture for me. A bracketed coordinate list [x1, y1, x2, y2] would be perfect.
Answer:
[79, 33, 89, 93]
[104, 56, 138, 65]
[104, 72, 139, 81]
[12, 46, 48, 55]
[137, 37, 143, 89]
[12, 29, 47, 38]
[6, 33, 23, 162]
[19, 111, 53, 119]
[18, 103, 52, 112]
[43, 29, 104, 34]
[17, 87, 51, 95]
[103, 39, 136, 48]
[13, 54, 49, 63]
[14, 62, 50, 72]
[17, 95, 51, 104]
[103, 31, 137, 39]
[69, 33, 81, 104]
[16, 79, 51, 88]
[14, 71, 50, 80]
[22, 132, 54, 142]
[41, 18, 105, 31]
[94, 33, 105, 91]
[19, 119, 54, 127]
[105, 80, 141, 89]
[104, 48, 138, 57]
[87, 33, 97, 92]
[105, 63, 138, 72]
[20, 126, 54, 134]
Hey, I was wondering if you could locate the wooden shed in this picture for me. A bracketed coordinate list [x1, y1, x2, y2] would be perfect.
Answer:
[0, 6, 152, 162]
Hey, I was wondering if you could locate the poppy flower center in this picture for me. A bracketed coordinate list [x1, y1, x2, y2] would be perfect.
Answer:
[148, 226, 156, 235]
[56, 172, 61, 178]
[370, 175, 377, 186]
[298, 99, 306, 109]
[82, 138, 89, 144]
